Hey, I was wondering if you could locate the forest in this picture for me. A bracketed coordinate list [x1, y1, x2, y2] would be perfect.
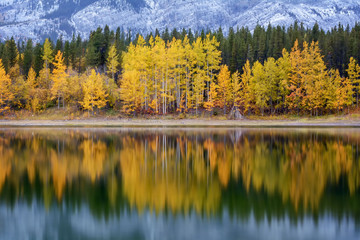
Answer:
[1, 22, 360, 117]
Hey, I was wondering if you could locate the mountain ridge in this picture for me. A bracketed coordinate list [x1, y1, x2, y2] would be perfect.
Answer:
[0, 0, 359, 42]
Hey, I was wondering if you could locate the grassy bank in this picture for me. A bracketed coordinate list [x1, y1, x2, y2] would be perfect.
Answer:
[1, 108, 360, 127]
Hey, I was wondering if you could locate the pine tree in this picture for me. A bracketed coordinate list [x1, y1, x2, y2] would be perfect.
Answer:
[23, 39, 33, 77]
[2, 37, 18, 73]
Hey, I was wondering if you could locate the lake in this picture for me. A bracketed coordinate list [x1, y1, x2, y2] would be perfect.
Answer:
[0, 127, 359, 240]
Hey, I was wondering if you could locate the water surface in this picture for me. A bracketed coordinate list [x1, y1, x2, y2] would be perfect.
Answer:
[0, 128, 359, 240]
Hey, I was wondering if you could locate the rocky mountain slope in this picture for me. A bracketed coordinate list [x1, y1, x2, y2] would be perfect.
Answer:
[0, 0, 359, 42]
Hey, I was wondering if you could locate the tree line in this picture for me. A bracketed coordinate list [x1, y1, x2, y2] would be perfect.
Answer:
[0, 22, 360, 116]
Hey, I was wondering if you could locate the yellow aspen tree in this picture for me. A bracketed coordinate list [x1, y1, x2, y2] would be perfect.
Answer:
[204, 34, 221, 102]
[252, 61, 268, 115]
[105, 44, 121, 108]
[51, 51, 69, 109]
[81, 69, 108, 115]
[147, 36, 157, 112]
[288, 40, 303, 114]
[263, 57, 278, 114]
[192, 37, 206, 115]
[43, 38, 54, 69]
[120, 70, 142, 115]
[11, 76, 26, 109]
[106, 43, 120, 80]
[276, 49, 291, 112]
[343, 77, 354, 113]
[67, 69, 83, 106]
[26, 68, 40, 113]
[217, 65, 232, 114]
[8, 53, 25, 109]
[170, 38, 185, 113]
[135, 36, 150, 111]
[232, 71, 241, 108]
[307, 41, 327, 115]
[239, 60, 253, 115]
[105, 77, 120, 108]
[166, 38, 181, 113]
[346, 57, 360, 107]
[8, 53, 20, 80]
[182, 35, 194, 112]
[0, 60, 13, 114]
[193, 72, 205, 116]
[150, 36, 166, 113]
[37, 67, 52, 109]
[326, 69, 344, 113]
[300, 41, 313, 112]
[204, 82, 218, 113]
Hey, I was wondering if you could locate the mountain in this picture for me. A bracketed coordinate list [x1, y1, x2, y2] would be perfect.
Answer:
[0, 0, 359, 42]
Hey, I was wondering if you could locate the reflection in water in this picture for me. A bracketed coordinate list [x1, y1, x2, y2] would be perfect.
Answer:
[0, 128, 359, 239]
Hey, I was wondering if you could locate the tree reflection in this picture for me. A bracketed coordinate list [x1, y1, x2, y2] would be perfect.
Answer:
[0, 128, 359, 221]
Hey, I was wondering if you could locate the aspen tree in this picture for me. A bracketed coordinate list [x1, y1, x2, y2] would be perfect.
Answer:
[204, 82, 218, 113]
[346, 57, 360, 107]
[121, 70, 141, 115]
[232, 71, 241, 108]
[51, 51, 69, 108]
[252, 61, 268, 115]
[0, 60, 13, 114]
[263, 57, 278, 114]
[26, 68, 40, 113]
[276, 49, 291, 112]
[106, 43, 120, 80]
[81, 69, 108, 115]
[192, 37, 206, 115]
[239, 60, 253, 114]
[307, 41, 327, 115]
[288, 40, 303, 114]
[204, 34, 221, 101]
[182, 35, 193, 111]
[105, 44, 120, 108]
[217, 65, 232, 114]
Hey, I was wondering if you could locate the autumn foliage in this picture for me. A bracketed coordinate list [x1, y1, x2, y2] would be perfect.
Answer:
[0, 35, 358, 117]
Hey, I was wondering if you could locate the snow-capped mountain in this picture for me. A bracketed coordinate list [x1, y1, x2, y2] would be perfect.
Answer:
[0, 0, 359, 42]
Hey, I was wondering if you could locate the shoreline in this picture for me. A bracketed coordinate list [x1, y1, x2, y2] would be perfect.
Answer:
[1, 119, 360, 127]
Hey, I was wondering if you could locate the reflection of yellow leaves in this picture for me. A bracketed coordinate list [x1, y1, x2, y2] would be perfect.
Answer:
[120, 136, 222, 215]
[0, 129, 360, 216]
[80, 139, 107, 182]
[0, 143, 13, 191]
[218, 159, 230, 187]
[26, 158, 36, 184]
[51, 150, 67, 200]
